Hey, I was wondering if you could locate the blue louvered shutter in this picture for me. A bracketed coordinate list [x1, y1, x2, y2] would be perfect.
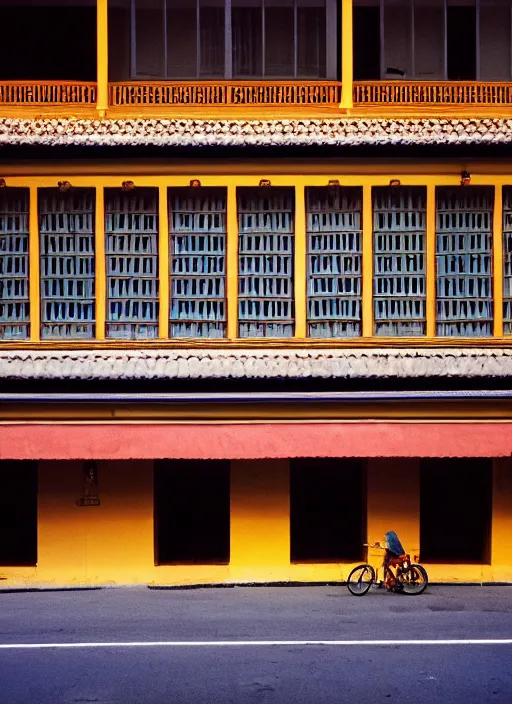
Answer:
[105, 188, 159, 339]
[373, 187, 426, 336]
[0, 188, 30, 340]
[238, 187, 294, 337]
[39, 188, 95, 339]
[436, 187, 493, 337]
[306, 186, 362, 338]
[169, 187, 226, 338]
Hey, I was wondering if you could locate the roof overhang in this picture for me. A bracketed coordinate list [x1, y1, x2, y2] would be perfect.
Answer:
[1, 348, 512, 381]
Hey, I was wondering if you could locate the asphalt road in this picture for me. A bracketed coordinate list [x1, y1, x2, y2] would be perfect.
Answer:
[0, 585, 512, 703]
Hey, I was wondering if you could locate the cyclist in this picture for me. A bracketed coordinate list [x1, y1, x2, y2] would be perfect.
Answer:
[375, 531, 406, 589]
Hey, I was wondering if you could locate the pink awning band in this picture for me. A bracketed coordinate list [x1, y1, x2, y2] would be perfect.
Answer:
[0, 423, 511, 459]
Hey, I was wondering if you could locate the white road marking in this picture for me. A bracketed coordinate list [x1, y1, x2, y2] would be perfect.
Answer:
[0, 639, 511, 649]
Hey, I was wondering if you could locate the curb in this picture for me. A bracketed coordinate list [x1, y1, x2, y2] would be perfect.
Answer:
[2, 582, 512, 593]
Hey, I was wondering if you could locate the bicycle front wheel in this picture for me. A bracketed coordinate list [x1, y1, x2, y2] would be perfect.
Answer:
[398, 564, 428, 595]
[347, 564, 375, 596]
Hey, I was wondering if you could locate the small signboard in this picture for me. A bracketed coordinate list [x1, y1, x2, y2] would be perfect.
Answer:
[77, 461, 100, 507]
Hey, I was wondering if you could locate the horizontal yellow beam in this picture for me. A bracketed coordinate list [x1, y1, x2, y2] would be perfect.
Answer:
[5, 160, 512, 177]
[1, 337, 512, 352]
[5, 175, 512, 189]
[2, 399, 512, 422]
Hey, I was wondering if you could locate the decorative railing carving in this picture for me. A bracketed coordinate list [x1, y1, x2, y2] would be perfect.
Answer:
[0, 81, 97, 105]
[3, 79, 512, 108]
[109, 81, 342, 107]
[353, 81, 512, 106]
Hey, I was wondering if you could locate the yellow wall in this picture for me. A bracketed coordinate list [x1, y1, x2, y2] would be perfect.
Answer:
[1, 458, 512, 588]
[230, 460, 290, 582]
[367, 457, 420, 562]
[489, 458, 512, 582]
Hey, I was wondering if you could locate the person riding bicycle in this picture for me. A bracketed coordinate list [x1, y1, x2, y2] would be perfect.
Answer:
[347, 531, 428, 596]
[375, 531, 407, 588]
[384, 531, 406, 559]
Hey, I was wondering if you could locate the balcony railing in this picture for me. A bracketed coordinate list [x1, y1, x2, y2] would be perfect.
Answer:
[1, 79, 512, 108]
[109, 81, 342, 107]
[0, 80, 97, 105]
[354, 81, 512, 106]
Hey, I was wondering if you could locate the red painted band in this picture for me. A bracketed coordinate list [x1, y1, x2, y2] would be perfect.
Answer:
[0, 423, 510, 459]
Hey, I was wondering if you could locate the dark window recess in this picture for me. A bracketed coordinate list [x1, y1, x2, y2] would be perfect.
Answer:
[447, 6, 476, 80]
[353, 6, 380, 81]
[420, 459, 492, 563]
[290, 459, 365, 562]
[0, 461, 37, 567]
[155, 461, 230, 564]
[0, 7, 96, 81]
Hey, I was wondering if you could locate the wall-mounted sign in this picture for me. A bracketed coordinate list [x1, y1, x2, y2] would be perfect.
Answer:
[77, 461, 100, 507]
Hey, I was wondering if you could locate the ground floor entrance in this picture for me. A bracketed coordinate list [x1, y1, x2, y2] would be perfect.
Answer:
[1, 455, 511, 588]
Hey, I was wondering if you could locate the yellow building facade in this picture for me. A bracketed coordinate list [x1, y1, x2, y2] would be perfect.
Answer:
[2, 0, 512, 588]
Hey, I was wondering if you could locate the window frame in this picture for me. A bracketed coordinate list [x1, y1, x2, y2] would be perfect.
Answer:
[129, 0, 334, 80]
[374, 0, 512, 81]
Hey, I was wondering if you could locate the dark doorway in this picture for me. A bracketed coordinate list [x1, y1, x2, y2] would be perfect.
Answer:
[0, 6, 96, 81]
[155, 460, 230, 564]
[353, 6, 381, 81]
[0, 461, 38, 566]
[447, 6, 476, 80]
[420, 458, 492, 563]
[290, 458, 365, 562]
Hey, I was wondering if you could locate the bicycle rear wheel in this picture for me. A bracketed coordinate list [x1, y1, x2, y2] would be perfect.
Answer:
[398, 564, 428, 595]
[347, 564, 375, 596]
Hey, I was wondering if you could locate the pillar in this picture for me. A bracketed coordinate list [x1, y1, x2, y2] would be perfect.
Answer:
[366, 458, 420, 558]
[227, 184, 239, 339]
[230, 460, 290, 581]
[29, 186, 40, 342]
[97, 0, 109, 117]
[158, 185, 170, 338]
[294, 185, 307, 338]
[340, 0, 354, 109]
[493, 185, 504, 337]
[95, 186, 106, 339]
[491, 459, 512, 580]
[362, 183, 373, 336]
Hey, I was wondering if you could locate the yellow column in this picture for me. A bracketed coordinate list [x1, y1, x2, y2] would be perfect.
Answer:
[294, 185, 307, 338]
[95, 186, 106, 339]
[426, 184, 436, 338]
[158, 186, 170, 338]
[96, 0, 109, 117]
[491, 459, 512, 579]
[230, 460, 291, 582]
[493, 185, 504, 337]
[362, 183, 373, 337]
[29, 186, 40, 342]
[367, 459, 420, 560]
[227, 185, 239, 339]
[340, 0, 354, 109]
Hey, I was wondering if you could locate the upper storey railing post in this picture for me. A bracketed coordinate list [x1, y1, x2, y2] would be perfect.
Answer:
[340, 0, 353, 110]
[493, 185, 504, 337]
[97, 0, 109, 117]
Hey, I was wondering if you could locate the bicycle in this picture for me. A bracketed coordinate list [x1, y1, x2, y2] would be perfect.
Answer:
[347, 533, 428, 597]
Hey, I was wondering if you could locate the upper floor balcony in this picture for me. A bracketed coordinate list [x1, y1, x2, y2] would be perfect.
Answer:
[1, 0, 512, 116]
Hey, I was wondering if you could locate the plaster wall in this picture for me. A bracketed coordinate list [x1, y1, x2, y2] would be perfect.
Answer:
[1, 457, 512, 588]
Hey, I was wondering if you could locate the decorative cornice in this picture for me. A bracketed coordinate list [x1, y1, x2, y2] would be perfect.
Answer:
[0, 117, 510, 147]
[1, 348, 512, 380]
